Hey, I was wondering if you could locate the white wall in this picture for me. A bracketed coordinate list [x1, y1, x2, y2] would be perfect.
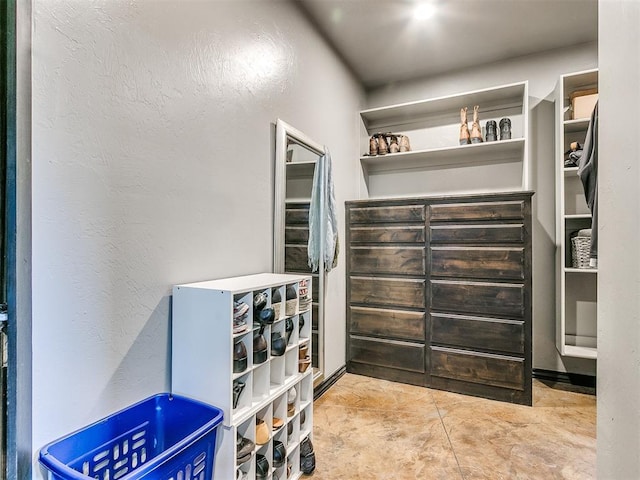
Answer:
[31, 0, 361, 476]
[367, 43, 598, 376]
[597, 0, 640, 477]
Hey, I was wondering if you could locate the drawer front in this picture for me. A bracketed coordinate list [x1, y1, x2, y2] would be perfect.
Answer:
[350, 276, 425, 309]
[430, 224, 525, 244]
[284, 245, 311, 273]
[430, 280, 524, 318]
[285, 226, 309, 243]
[430, 346, 524, 391]
[429, 201, 524, 222]
[350, 246, 425, 276]
[430, 247, 525, 280]
[350, 225, 425, 244]
[431, 313, 524, 354]
[350, 335, 425, 373]
[349, 205, 425, 224]
[286, 207, 309, 225]
[350, 306, 425, 341]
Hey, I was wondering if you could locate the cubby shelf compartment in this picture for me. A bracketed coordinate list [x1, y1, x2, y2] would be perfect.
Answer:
[358, 81, 529, 199]
[172, 272, 313, 480]
[555, 68, 598, 360]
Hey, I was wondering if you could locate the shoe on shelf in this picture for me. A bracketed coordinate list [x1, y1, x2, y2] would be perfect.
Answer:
[273, 440, 286, 469]
[236, 433, 254, 465]
[256, 418, 271, 445]
[256, 454, 270, 480]
[300, 436, 316, 475]
[232, 380, 245, 409]
[233, 316, 249, 334]
[233, 340, 248, 373]
[272, 416, 284, 431]
[234, 301, 249, 319]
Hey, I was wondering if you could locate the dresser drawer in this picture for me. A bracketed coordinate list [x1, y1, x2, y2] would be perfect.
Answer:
[349, 205, 425, 224]
[430, 346, 524, 390]
[430, 279, 525, 318]
[285, 226, 309, 243]
[430, 246, 525, 280]
[350, 225, 425, 244]
[350, 246, 425, 276]
[350, 276, 425, 309]
[350, 335, 425, 373]
[431, 313, 525, 354]
[430, 224, 525, 244]
[350, 306, 425, 341]
[429, 201, 525, 222]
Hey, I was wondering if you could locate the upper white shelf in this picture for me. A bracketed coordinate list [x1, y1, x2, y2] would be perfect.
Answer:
[177, 273, 308, 295]
[361, 82, 526, 131]
[564, 118, 591, 133]
[360, 138, 525, 173]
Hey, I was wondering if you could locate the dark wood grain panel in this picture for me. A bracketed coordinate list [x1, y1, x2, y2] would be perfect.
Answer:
[350, 246, 425, 276]
[347, 362, 427, 388]
[350, 225, 425, 244]
[430, 247, 524, 280]
[430, 346, 524, 390]
[429, 375, 530, 405]
[350, 306, 425, 341]
[430, 313, 524, 354]
[312, 275, 318, 302]
[285, 245, 311, 273]
[285, 226, 309, 243]
[350, 205, 425, 224]
[312, 303, 318, 329]
[350, 335, 425, 373]
[429, 201, 524, 222]
[350, 276, 425, 309]
[430, 224, 525, 244]
[430, 280, 524, 318]
[286, 208, 309, 225]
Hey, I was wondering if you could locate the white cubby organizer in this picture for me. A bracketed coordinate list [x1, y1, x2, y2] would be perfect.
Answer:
[172, 273, 314, 480]
[554, 68, 598, 359]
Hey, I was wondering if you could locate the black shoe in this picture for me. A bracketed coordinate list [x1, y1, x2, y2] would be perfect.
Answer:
[256, 454, 270, 480]
[253, 292, 268, 312]
[485, 120, 497, 142]
[300, 436, 316, 475]
[236, 433, 254, 465]
[273, 440, 286, 468]
[233, 341, 248, 373]
[271, 332, 286, 356]
[499, 118, 511, 140]
[254, 331, 268, 364]
[232, 381, 245, 409]
[285, 317, 294, 344]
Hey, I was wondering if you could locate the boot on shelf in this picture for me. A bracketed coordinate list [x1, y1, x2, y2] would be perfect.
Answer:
[470, 105, 483, 144]
[459, 107, 471, 145]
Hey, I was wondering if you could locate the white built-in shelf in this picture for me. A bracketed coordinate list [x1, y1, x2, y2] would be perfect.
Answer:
[360, 138, 525, 173]
[563, 118, 591, 133]
[556, 68, 598, 360]
[565, 267, 598, 274]
[361, 82, 526, 130]
[563, 344, 597, 360]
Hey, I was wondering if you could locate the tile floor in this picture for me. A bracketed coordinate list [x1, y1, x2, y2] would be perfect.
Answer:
[310, 374, 595, 479]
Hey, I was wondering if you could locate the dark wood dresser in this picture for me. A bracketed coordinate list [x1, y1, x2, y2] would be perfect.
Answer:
[346, 192, 533, 405]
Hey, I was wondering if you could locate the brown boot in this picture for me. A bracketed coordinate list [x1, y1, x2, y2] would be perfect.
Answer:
[470, 105, 483, 144]
[459, 107, 471, 145]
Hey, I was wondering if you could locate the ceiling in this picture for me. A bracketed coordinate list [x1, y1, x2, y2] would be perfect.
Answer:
[297, 0, 598, 89]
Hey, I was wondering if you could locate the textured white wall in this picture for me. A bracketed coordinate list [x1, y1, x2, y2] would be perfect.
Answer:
[367, 43, 598, 375]
[31, 0, 361, 474]
[597, 0, 640, 476]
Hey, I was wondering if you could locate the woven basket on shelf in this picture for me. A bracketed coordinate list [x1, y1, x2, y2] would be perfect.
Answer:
[571, 235, 592, 268]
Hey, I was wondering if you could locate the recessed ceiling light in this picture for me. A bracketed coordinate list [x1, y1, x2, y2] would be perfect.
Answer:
[413, 3, 436, 20]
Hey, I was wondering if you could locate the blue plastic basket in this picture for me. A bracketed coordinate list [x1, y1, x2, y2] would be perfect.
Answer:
[39, 394, 223, 480]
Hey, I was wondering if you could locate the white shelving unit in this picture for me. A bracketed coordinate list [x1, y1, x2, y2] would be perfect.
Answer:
[172, 273, 314, 480]
[555, 69, 598, 359]
[358, 81, 529, 199]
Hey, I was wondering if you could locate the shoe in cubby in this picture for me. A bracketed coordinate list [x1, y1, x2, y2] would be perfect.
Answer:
[298, 279, 311, 312]
[271, 286, 283, 321]
[285, 284, 298, 317]
[299, 436, 316, 475]
[233, 373, 251, 413]
[299, 311, 311, 341]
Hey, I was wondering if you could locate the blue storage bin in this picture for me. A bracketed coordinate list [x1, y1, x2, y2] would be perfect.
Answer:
[39, 393, 223, 480]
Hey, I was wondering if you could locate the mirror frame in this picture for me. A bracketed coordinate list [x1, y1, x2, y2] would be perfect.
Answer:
[274, 119, 326, 387]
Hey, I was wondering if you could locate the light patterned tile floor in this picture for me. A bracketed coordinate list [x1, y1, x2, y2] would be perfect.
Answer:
[308, 374, 595, 480]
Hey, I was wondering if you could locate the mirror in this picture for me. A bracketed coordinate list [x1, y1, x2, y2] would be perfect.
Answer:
[274, 119, 325, 387]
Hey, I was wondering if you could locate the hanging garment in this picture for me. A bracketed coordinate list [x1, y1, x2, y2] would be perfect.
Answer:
[578, 101, 598, 265]
[308, 147, 339, 273]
